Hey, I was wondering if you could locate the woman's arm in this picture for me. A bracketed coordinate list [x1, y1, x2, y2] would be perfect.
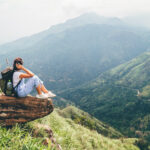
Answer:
[20, 66, 34, 78]
[16, 64, 34, 79]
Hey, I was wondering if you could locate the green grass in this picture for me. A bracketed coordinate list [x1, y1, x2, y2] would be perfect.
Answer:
[32, 108, 139, 150]
[0, 124, 47, 150]
[0, 107, 140, 150]
[56, 105, 122, 138]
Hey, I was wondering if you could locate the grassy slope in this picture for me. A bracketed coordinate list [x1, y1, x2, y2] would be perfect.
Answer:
[57, 106, 122, 138]
[104, 52, 150, 90]
[58, 52, 150, 139]
[0, 106, 139, 150]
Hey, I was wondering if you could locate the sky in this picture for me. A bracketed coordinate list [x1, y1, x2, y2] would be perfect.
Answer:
[0, 0, 150, 44]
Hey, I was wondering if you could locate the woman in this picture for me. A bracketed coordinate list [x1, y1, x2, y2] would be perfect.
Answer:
[13, 57, 56, 99]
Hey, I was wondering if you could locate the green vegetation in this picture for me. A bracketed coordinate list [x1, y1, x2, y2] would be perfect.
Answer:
[1, 13, 150, 149]
[59, 52, 150, 141]
[141, 85, 150, 97]
[0, 106, 140, 150]
[57, 106, 122, 138]
[0, 124, 47, 150]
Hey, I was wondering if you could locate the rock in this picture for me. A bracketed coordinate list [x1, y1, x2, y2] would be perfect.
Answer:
[0, 95, 54, 126]
[34, 123, 62, 150]
[43, 138, 51, 146]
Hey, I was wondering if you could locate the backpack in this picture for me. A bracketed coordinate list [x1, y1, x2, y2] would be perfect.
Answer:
[0, 67, 21, 97]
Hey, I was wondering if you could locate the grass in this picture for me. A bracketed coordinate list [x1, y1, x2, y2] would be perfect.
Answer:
[29, 107, 139, 150]
[0, 106, 140, 150]
[56, 105, 123, 138]
[0, 124, 47, 150]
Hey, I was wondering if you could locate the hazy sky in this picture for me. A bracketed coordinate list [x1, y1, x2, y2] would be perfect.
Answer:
[0, 0, 150, 44]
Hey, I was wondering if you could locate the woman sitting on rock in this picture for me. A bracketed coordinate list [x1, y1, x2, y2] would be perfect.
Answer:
[13, 57, 56, 99]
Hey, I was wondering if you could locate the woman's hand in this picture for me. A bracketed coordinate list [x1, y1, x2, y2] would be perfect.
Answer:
[16, 63, 23, 70]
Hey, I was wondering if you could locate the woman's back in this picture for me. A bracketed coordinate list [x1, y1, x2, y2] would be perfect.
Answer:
[13, 71, 22, 87]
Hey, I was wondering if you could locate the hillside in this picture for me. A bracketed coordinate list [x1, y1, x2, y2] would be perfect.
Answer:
[58, 52, 150, 140]
[0, 106, 140, 150]
[57, 106, 122, 138]
[0, 13, 149, 92]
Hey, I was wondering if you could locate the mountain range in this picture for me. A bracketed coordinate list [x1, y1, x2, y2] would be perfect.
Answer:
[1, 13, 150, 149]
[0, 13, 149, 92]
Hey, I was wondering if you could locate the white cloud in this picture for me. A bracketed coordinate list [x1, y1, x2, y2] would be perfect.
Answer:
[0, 0, 150, 44]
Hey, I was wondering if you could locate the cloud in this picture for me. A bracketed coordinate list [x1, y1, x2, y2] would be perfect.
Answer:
[0, 0, 150, 44]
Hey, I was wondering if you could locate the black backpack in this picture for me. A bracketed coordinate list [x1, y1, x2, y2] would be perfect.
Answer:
[0, 67, 21, 97]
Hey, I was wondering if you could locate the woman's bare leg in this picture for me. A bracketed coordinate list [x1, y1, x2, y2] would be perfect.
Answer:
[40, 84, 56, 97]
[41, 84, 48, 93]
[36, 84, 42, 94]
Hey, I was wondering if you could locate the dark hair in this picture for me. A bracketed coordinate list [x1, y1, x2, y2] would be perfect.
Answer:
[13, 57, 23, 71]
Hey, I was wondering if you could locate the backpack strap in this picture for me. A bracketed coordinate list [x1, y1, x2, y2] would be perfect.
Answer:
[14, 79, 22, 89]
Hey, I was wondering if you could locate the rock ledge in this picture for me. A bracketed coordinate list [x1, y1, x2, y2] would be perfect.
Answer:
[0, 95, 54, 126]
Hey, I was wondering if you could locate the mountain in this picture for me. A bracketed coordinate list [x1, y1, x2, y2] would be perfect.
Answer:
[0, 13, 149, 92]
[0, 105, 140, 150]
[123, 13, 150, 29]
[58, 52, 150, 140]
[0, 13, 124, 53]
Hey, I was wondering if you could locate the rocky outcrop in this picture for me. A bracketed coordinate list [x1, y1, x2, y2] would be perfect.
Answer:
[33, 123, 62, 150]
[0, 95, 54, 126]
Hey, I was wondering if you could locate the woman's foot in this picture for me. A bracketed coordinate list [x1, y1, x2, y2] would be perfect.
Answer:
[45, 91, 56, 98]
[36, 93, 48, 99]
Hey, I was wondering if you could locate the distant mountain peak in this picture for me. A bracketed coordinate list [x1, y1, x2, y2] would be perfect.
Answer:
[0, 12, 124, 47]
[65, 12, 123, 26]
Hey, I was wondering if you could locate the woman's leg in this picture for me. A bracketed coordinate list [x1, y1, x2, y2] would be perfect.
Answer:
[40, 83, 56, 97]
[21, 75, 56, 98]
[41, 84, 48, 93]
[36, 84, 42, 94]
[23, 75, 43, 95]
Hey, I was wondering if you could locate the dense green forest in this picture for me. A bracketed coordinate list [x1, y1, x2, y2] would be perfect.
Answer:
[59, 52, 150, 142]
